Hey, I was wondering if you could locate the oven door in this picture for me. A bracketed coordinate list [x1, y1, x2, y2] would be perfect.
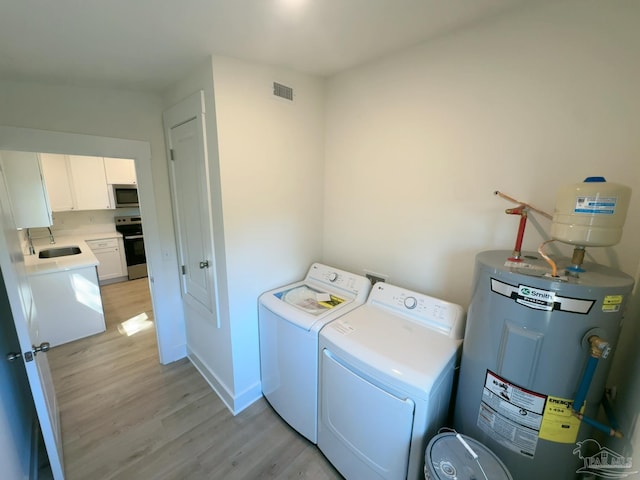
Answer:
[122, 234, 147, 279]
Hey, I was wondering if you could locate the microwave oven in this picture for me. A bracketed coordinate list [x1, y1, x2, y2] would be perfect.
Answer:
[112, 184, 139, 208]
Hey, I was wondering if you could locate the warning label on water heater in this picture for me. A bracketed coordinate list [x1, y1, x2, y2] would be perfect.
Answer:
[477, 371, 546, 458]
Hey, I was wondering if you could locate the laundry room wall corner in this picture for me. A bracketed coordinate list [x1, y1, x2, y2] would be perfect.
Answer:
[211, 54, 325, 411]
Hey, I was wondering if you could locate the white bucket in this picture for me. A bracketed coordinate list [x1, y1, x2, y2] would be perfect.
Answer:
[424, 433, 512, 480]
[551, 176, 631, 247]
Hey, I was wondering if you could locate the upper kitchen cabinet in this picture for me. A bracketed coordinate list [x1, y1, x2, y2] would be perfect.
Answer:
[69, 155, 111, 210]
[40, 154, 112, 211]
[40, 153, 74, 211]
[104, 157, 137, 184]
[0, 150, 53, 228]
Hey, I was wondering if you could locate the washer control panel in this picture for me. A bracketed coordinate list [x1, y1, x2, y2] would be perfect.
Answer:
[306, 263, 371, 297]
[368, 282, 465, 339]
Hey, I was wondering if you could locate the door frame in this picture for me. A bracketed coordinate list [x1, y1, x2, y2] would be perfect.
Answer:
[0, 125, 182, 364]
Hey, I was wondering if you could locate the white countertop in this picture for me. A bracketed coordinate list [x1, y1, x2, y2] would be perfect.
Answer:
[24, 232, 121, 276]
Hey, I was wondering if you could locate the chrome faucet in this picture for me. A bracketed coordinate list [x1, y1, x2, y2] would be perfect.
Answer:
[25, 227, 55, 255]
[26, 228, 35, 255]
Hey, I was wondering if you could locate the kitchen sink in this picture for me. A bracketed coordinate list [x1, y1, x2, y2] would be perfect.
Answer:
[38, 246, 82, 258]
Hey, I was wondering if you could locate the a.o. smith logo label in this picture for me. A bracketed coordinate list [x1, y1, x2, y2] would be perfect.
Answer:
[518, 285, 555, 310]
[490, 279, 595, 314]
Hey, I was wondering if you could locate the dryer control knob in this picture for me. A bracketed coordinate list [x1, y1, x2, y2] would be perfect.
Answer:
[328, 272, 338, 282]
[404, 296, 417, 309]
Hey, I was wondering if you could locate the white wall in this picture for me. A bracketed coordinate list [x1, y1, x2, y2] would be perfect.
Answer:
[323, 0, 640, 303]
[323, 0, 640, 464]
[212, 55, 325, 408]
[0, 81, 186, 363]
[163, 56, 325, 412]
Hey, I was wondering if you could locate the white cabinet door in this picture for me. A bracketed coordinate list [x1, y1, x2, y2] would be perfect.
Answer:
[30, 266, 106, 347]
[40, 153, 75, 211]
[104, 157, 137, 184]
[41, 154, 112, 211]
[0, 150, 53, 227]
[86, 238, 125, 281]
[68, 155, 111, 210]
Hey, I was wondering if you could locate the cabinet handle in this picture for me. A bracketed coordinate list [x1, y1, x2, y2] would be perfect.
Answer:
[199, 260, 210, 269]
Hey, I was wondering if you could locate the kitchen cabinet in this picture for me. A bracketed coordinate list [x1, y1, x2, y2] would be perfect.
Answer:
[0, 150, 53, 228]
[68, 155, 111, 210]
[104, 157, 137, 184]
[29, 265, 106, 347]
[40, 154, 112, 211]
[85, 237, 127, 284]
[39, 153, 74, 211]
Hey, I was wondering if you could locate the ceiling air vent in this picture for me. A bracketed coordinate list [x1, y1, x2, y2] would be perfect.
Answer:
[273, 82, 294, 101]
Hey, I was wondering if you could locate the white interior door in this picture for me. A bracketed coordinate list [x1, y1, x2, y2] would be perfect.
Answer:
[0, 162, 64, 478]
[164, 91, 218, 324]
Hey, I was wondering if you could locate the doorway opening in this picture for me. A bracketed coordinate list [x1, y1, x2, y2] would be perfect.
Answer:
[0, 126, 181, 364]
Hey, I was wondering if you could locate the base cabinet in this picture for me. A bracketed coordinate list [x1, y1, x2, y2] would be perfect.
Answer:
[30, 266, 106, 347]
[85, 237, 127, 284]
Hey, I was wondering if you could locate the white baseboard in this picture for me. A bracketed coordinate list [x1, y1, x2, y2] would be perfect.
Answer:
[187, 348, 235, 413]
[187, 348, 263, 415]
[158, 341, 187, 365]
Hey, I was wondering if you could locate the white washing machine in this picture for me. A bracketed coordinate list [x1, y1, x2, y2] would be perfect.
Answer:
[318, 282, 465, 480]
[258, 263, 371, 443]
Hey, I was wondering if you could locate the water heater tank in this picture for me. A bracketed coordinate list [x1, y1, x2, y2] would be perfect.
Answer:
[551, 176, 631, 247]
[454, 251, 634, 480]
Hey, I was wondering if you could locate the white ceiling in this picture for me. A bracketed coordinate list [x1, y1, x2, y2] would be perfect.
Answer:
[0, 0, 532, 92]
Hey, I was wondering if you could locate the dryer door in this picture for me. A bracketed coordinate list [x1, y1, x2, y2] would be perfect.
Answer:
[318, 349, 415, 480]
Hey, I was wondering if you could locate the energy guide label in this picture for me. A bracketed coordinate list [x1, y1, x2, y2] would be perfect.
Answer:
[477, 370, 546, 458]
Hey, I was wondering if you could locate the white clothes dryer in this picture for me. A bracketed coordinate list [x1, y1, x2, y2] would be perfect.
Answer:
[318, 282, 465, 480]
[258, 263, 371, 443]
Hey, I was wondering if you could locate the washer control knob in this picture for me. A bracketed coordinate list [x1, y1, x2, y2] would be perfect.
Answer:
[328, 272, 338, 282]
[404, 296, 417, 309]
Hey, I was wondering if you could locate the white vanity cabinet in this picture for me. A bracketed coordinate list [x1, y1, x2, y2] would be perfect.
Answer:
[85, 236, 127, 284]
[0, 150, 53, 228]
[104, 157, 137, 184]
[29, 265, 106, 347]
[40, 153, 112, 211]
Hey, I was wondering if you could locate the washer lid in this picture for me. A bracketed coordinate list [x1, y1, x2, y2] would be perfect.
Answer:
[278, 285, 346, 316]
[320, 304, 461, 395]
[260, 280, 362, 331]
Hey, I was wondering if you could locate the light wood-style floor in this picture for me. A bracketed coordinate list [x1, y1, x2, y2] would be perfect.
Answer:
[48, 278, 342, 480]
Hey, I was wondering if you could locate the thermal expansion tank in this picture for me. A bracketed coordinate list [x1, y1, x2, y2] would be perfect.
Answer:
[454, 250, 634, 480]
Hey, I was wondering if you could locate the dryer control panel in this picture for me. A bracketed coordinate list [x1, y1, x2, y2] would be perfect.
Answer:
[368, 282, 465, 339]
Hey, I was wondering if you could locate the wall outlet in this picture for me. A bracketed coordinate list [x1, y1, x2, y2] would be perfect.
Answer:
[364, 269, 388, 285]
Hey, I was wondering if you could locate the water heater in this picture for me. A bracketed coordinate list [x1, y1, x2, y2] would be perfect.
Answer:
[454, 251, 634, 480]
